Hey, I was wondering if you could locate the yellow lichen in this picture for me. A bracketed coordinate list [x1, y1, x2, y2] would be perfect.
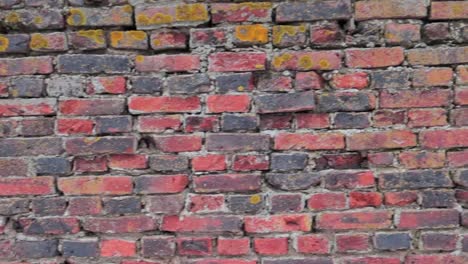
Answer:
[298, 56, 313, 69]
[235, 24, 268, 43]
[77, 30, 105, 44]
[249, 195, 262, 204]
[152, 39, 162, 47]
[138, 13, 174, 25]
[228, 2, 272, 11]
[135, 55, 145, 63]
[33, 16, 43, 25]
[67, 8, 87, 26]
[319, 59, 331, 69]
[237, 85, 245, 92]
[110, 31, 124, 47]
[30, 34, 49, 50]
[83, 137, 101, 144]
[122, 4, 133, 13]
[272, 53, 293, 69]
[175, 3, 208, 22]
[273, 25, 303, 45]
[129, 31, 147, 41]
[5, 12, 20, 23]
[255, 64, 265, 69]
[451, 4, 463, 16]
[0, 36, 10, 52]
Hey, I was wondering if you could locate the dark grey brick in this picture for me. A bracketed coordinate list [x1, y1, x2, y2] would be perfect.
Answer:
[62, 240, 99, 257]
[334, 112, 370, 128]
[146, 194, 185, 214]
[95, 116, 132, 134]
[374, 233, 411, 251]
[10, 77, 43, 97]
[276, 1, 352, 22]
[47, 76, 86, 97]
[0, 199, 29, 216]
[0, 138, 63, 157]
[270, 194, 303, 213]
[15, 240, 59, 259]
[263, 258, 333, 264]
[142, 236, 176, 258]
[57, 55, 130, 74]
[206, 133, 270, 152]
[266, 173, 321, 191]
[104, 197, 141, 215]
[255, 92, 315, 113]
[149, 155, 188, 172]
[317, 92, 373, 112]
[131, 76, 163, 94]
[222, 114, 257, 132]
[271, 153, 308, 171]
[454, 170, 468, 188]
[2, 10, 64, 31]
[167, 74, 211, 94]
[216, 73, 254, 93]
[421, 190, 456, 208]
[380, 170, 453, 190]
[35, 157, 70, 175]
[20, 118, 54, 136]
[370, 70, 410, 89]
[227, 195, 264, 214]
[32, 197, 67, 216]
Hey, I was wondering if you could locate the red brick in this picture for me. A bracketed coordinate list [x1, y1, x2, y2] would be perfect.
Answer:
[413, 68, 453, 87]
[0, 99, 56, 117]
[186, 116, 219, 133]
[177, 237, 212, 256]
[0, 177, 55, 196]
[192, 154, 227, 172]
[310, 21, 344, 45]
[398, 151, 445, 169]
[272, 51, 342, 71]
[453, 108, 468, 126]
[188, 194, 224, 213]
[316, 211, 392, 230]
[295, 71, 325, 90]
[336, 234, 370, 252]
[145, 135, 199, 153]
[324, 171, 375, 190]
[135, 55, 200, 72]
[244, 214, 311, 233]
[135, 175, 188, 194]
[161, 215, 242, 234]
[68, 197, 102, 216]
[57, 118, 94, 135]
[296, 235, 330, 254]
[253, 237, 288, 255]
[137, 115, 181, 133]
[59, 99, 124, 116]
[129, 96, 201, 114]
[82, 216, 156, 233]
[448, 150, 468, 167]
[420, 128, 468, 149]
[397, 209, 459, 229]
[307, 193, 347, 210]
[194, 174, 261, 193]
[355, 0, 427, 20]
[349, 192, 383, 208]
[217, 238, 250, 256]
[150, 30, 186, 51]
[373, 110, 406, 127]
[74, 156, 108, 172]
[232, 155, 269, 171]
[87, 76, 126, 95]
[342, 257, 401, 264]
[406, 255, 467, 264]
[431, 1, 468, 20]
[330, 72, 369, 89]
[58, 176, 132, 195]
[346, 47, 404, 68]
[101, 239, 136, 257]
[457, 65, 468, 85]
[190, 28, 228, 48]
[260, 114, 293, 130]
[108, 154, 147, 170]
[347, 130, 417, 150]
[368, 152, 394, 167]
[209, 52, 266, 72]
[207, 95, 250, 113]
[190, 259, 256, 264]
[211, 2, 272, 23]
[19, 217, 80, 235]
[296, 113, 330, 129]
[408, 108, 447, 127]
[384, 191, 418, 206]
[0, 57, 53, 76]
[455, 88, 468, 105]
[274, 132, 345, 150]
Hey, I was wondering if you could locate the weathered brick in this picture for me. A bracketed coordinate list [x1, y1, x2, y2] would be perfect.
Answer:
[110, 31, 148, 50]
[152, 135, 202, 152]
[222, 114, 257, 132]
[398, 209, 459, 229]
[0, 34, 29, 53]
[57, 118, 94, 135]
[296, 113, 329, 129]
[95, 116, 132, 134]
[69, 30, 107, 50]
[206, 133, 269, 152]
[32, 197, 66, 216]
[135, 3, 209, 29]
[448, 150, 468, 167]
[346, 47, 404, 68]
[274, 132, 345, 150]
[104, 197, 141, 215]
[146, 194, 185, 214]
[347, 130, 416, 150]
[109, 154, 147, 170]
[336, 234, 370, 252]
[15, 240, 58, 259]
[87, 76, 126, 95]
[245, 214, 311, 233]
[308, 192, 347, 210]
[47, 76, 86, 97]
[216, 73, 254, 93]
[0, 57, 53, 76]
[276, 0, 351, 22]
[62, 240, 99, 258]
[3, 10, 63, 30]
[420, 128, 468, 149]
[374, 233, 411, 251]
[370, 70, 410, 89]
[317, 92, 375, 112]
[324, 170, 375, 190]
[57, 55, 130, 74]
[186, 116, 219, 133]
[267, 172, 320, 191]
[423, 23, 451, 43]
[228, 194, 263, 214]
[167, 74, 211, 94]
[151, 30, 187, 51]
[355, 0, 427, 20]
[349, 191, 382, 208]
[68, 197, 102, 216]
[454, 170, 468, 188]
[212, 2, 272, 23]
[101, 239, 136, 257]
[334, 112, 370, 129]
[10, 77, 44, 98]
[141, 236, 176, 258]
[407, 47, 468, 65]
[131, 76, 162, 94]
[380, 89, 451, 108]
[82, 216, 156, 233]
[270, 194, 303, 213]
[296, 235, 330, 254]
[421, 233, 458, 251]
[234, 24, 269, 45]
[368, 152, 395, 167]
[295, 71, 325, 90]
[0, 177, 55, 196]
[178, 237, 212, 256]
[272, 51, 342, 71]
[135, 175, 188, 194]
[271, 153, 308, 171]
[65, 136, 136, 155]
[421, 190, 456, 208]
[257, 73, 292, 92]
[0, 137, 63, 156]
[263, 258, 333, 264]
[209, 52, 266, 72]
[129, 96, 200, 114]
[161, 215, 242, 234]
[456, 88, 468, 105]
[380, 170, 452, 190]
[149, 155, 189, 172]
[431, 1, 468, 20]
[0, 158, 29, 177]
[255, 92, 315, 113]
[384, 191, 418, 206]
[272, 25, 307, 48]
[317, 211, 392, 230]
[58, 176, 132, 195]
[136, 54, 200, 72]
[384, 23, 421, 46]
[399, 151, 445, 169]
[310, 21, 344, 46]
[194, 174, 261, 193]
[35, 157, 70, 175]
[233, 155, 269, 171]
[67, 5, 133, 26]
[408, 108, 447, 128]
[189, 194, 224, 213]
[19, 217, 80, 235]
[413, 68, 453, 87]
[330, 72, 369, 89]
[30, 32, 67, 52]
[457, 65, 468, 85]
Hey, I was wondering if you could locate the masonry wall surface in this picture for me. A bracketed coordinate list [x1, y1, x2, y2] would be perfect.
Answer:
[0, 0, 468, 263]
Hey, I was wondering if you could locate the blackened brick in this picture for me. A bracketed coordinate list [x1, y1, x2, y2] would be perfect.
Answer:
[35, 157, 70, 175]
[57, 55, 131, 74]
[421, 190, 456, 208]
[95, 116, 132, 134]
[10, 77, 44, 97]
[334, 112, 370, 129]
[266, 173, 320, 191]
[206, 133, 270, 152]
[222, 114, 257, 132]
[62, 240, 99, 257]
[32, 197, 67, 216]
[167, 74, 211, 94]
[141, 236, 176, 258]
[380, 170, 453, 190]
[131, 76, 163, 94]
[216, 73, 254, 93]
[255, 92, 315, 113]
[374, 233, 411, 251]
[15, 240, 59, 259]
[271, 153, 308, 171]
[104, 197, 141, 215]
[149, 155, 189, 172]
[227, 195, 264, 214]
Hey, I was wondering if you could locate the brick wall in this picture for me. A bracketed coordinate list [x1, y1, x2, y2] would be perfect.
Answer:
[0, 0, 467, 263]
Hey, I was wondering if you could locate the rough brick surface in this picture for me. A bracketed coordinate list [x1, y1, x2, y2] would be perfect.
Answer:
[0, 1, 467, 263]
